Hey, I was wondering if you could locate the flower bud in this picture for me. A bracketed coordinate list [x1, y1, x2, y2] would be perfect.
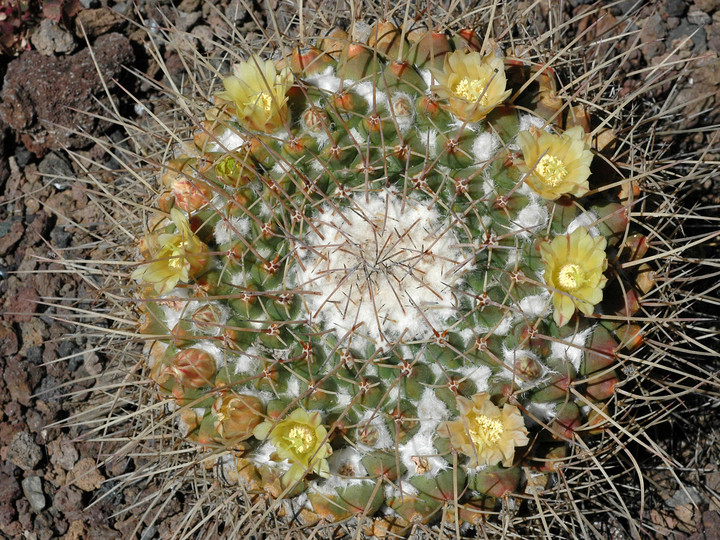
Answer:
[212, 393, 264, 442]
[166, 348, 216, 388]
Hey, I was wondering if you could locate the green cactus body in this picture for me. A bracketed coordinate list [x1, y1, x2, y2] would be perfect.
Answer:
[132, 23, 649, 530]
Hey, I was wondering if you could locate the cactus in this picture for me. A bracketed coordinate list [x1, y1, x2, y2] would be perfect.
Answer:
[125, 19, 663, 533]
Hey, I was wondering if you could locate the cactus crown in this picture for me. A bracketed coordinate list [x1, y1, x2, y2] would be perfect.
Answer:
[131, 18, 650, 534]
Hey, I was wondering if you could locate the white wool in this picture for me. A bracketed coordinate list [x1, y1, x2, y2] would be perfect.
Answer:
[518, 113, 550, 134]
[271, 160, 292, 176]
[551, 326, 593, 372]
[518, 293, 550, 319]
[429, 361, 444, 377]
[285, 376, 300, 398]
[351, 21, 373, 43]
[304, 66, 341, 93]
[353, 81, 389, 110]
[384, 481, 419, 499]
[481, 170, 495, 198]
[256, 247, 273, 260]
[214, 216, 250, 245]
[357, 410, 393, 450]
[363, 363, 378, 377]
[398, 432, 449, 477]
[309, 131, 330, 150]
[160, 288, 189, 332]
[527, 400, 557, 421]
[417, 387, 448, 422]
[325, 447, 368, 484]
[511, 200, 549, 239]
[516, 180, 536, 198]
[459, 327, 475, 346]
[335, 388, 352, 407]
[230, 349, 260, 375]
[451, 118, 480, 132]
[504, 248, 523, 269]
[253, 442, 282, 467]
[398, 389, 450, 476]
[256, 202, 272, 219]
[418, 129, 438, 157]
[472, 132, 501, 163]
[214, 129, 246, 152]
[294, 189, 470, 345]
[566, 210, 601, 237]
[419, 68, 434, 91]
[456, 364, 492, 393]
[349, 126, 366, 145]
[501, 348, 544, 387]
[390, 92, 415, 134]
[493, 316, 512, 336]
[229, 270, 248, 288]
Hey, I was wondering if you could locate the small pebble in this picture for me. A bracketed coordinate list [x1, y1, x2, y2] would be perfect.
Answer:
[30, 19, 76, 56]
[21, 477, 46, 512]
[38, 152, 74, 190]
[7, 431, 43, 471]
[688, 10, 712, 26]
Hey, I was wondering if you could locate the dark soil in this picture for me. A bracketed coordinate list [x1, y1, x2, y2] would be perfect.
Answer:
[0, 0, 718, 538]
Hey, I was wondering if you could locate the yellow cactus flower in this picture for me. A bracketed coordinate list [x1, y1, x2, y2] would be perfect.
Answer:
[517, 125, 593, 200]
[432, 50, 511, 122]
[212, 393, 264, 443]
[439, 393, 528, 468]
[541, 227, 608, 327]
[131, 208, 208, 295]
[253, 408, 332, 487]
[218, 56, 293, 132]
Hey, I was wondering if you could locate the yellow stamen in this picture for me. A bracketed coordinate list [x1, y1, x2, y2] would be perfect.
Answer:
[469, 413, 504, 447]
[168, 254, 183, 270]
[257, 92, 273, 113]
[558, 263, 582, 291]
[285, 424, 316, 454]
[453, 77, 490, 106]
[536, 154, 568, 187]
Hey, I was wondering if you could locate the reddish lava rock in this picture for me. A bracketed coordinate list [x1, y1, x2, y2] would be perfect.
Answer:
[0, 33, 134, 155]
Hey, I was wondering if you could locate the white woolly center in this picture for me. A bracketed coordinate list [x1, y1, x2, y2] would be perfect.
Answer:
[296, 189, 469, 345]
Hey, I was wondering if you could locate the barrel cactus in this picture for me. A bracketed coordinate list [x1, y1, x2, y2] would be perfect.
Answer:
[124, 18, 660, 535]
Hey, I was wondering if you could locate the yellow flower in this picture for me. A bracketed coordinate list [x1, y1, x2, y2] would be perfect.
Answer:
[131, 208, 208, 295]
[432, 50, 511, 122]
[218, 56, 293, 132]
[253, 408, 332, 487]
[517, 125, 593, 200]
[541, 227, 608, 327]
[439, 393, 528, 468]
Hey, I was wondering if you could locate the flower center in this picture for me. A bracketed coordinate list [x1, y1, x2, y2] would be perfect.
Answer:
[285, 424, 316, 454]
[536, 154, 568, 187]
[256, 92, 273, 113]
[469, 413, 504, 447]
[453, 77, 490, 106]
[165, 245, 185, 270]
[558, 263, 583, 291]
[296, 191, 470, 344]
